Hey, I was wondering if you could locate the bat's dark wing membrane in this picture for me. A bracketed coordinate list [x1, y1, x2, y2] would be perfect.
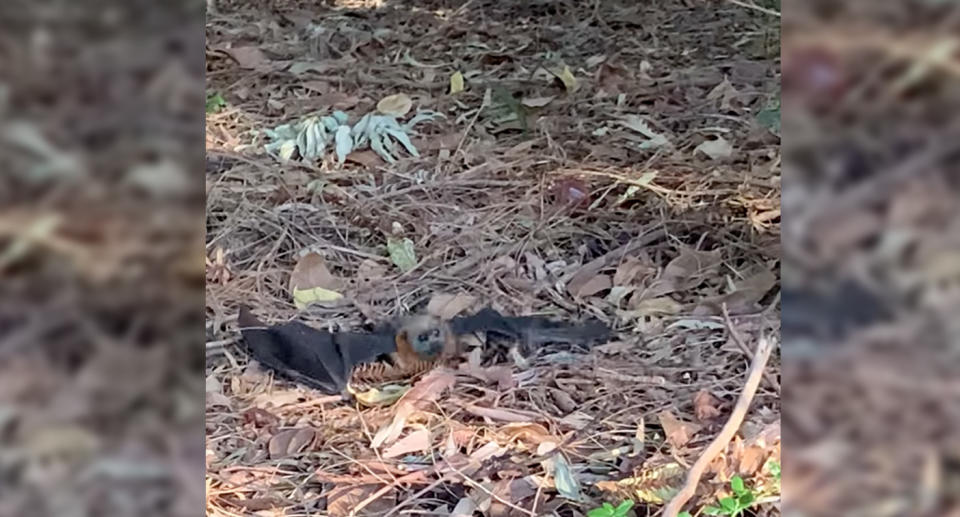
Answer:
[238, 306, 348, 393]
[238, 307, 403, 394]
[449, 307, 611, 347]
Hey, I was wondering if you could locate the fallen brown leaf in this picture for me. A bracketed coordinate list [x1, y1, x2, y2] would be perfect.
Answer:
[268, 428, 316, 459]
[372, 369, 456, 448]
[465, 405, 540, 423]
[614, 256, 652, 286]
[570, 273, 612, 298]
[377, 92, 413, 117]
[346, 150, 384, 167]
[222, 46, 271, 70]
[289, 251, 345, 309]
[499, 422, 554, 449]
[382, 429, 431, 459]
[427, 292, 478, 320]
[458, 363, 514, 390]
[646, 247, 723, 298]
[693, 389, 723, 422]
[658, 410, 702, 449]
[693, 266, 777, 315]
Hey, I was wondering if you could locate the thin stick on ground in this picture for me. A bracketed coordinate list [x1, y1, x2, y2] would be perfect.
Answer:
[661, 334, 776, 517]
[722, 304, 780, 392]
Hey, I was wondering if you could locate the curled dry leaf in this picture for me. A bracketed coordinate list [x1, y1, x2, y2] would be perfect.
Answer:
[372, 369, 456, 448]
[614, 256, 652, 286]
[268, 428, 316, 459]
[382, 428, 431, 458]
[427, 292, 477, 320]
[458, 362, 514, 390]
[646, 247, 723, 298]
[623, 295, 683, 317]
[499, 422, 554, 449]
[376, 93, 413, 117]
[570, 273, 612, 298]
[549, 65, 578, 93]
[290, 251, 344, 309]
[353, 384, 409, 407]
[658, 410, 702, 450]
[465, 404, 539, 423]
[222, 46, 271, 70]
[693, 389, 723, 422]
[549, 388, 577, 413]
[693, 267, 778, 315]
[706, 76, 741, 112]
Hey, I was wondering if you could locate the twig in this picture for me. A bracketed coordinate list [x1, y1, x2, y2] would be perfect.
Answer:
[724, 0, 781, 17]
[444, 460, 538, 517]
[206, 337, 238, 351]
[382, 476, 448, 517]
[453, 88, 490, 162]
[347, 469, 432, 517]
[662, 334, 776, 517]
[722, 304, 780, 392]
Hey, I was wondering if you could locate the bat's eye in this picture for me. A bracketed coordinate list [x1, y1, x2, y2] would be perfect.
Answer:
[417, 332, 430, 344]
[431, 328, 440, 338]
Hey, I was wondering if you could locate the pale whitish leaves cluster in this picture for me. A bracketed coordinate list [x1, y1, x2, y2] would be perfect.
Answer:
[263, 110, 443, 165]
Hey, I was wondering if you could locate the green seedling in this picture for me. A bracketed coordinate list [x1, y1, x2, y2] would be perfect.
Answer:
[587, 500, 634, 517]
[206, 91, 227, 113]
[703, 476, 756, 516]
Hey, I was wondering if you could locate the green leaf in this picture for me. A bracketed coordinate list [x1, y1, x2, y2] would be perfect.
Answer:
[552, 453, 582, 501]
[767, 459, 781, 480]
[703, 506, 724, 515]
[678, 513, 693, 517]
[738, 492, 755, 506]
[730, 476, 745, 494]
[206, 92, 226, 113]
[720, 497, 737, 512]
[386, 237, 417, 272]
[755, 103, 780, 135]
[586, 508, 611, 517]
[614, 500, 635, 516]
[603, 503, 615, 511]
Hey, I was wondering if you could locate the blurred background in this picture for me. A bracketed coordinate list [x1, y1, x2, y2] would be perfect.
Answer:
[0, 1, 205, 516]
[782, 0, 960, 515]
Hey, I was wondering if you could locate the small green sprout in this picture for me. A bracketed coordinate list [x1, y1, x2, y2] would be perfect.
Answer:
[206, 91, 227, 113]
[703, 476, 756, 516]
[587, 500, 634, 517]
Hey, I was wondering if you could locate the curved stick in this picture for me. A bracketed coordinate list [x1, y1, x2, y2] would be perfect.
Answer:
[662, 335, 776, 517]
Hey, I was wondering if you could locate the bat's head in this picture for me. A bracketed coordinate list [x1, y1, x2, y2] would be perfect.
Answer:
[400, 314, 446, 358]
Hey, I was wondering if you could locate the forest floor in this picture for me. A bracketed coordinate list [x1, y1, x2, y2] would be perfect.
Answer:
[204, 0, 782, 515]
